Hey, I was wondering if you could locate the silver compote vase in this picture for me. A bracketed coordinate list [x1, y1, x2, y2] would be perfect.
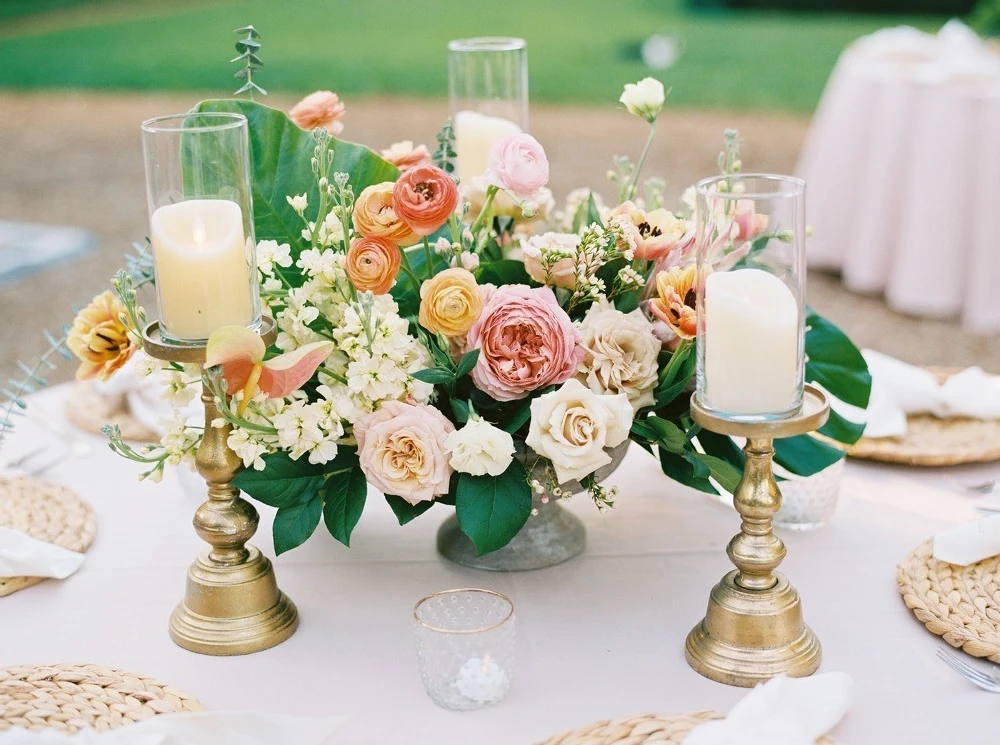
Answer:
[436, 440, 630, 571]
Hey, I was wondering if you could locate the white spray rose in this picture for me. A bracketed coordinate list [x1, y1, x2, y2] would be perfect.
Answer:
[526, 379, 633, 484]
[619, 77, 666, 122]
[445, 417, 516, 477]
[577, 300, 660, 411]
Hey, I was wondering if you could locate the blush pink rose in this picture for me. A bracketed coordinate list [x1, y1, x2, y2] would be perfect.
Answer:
[354, 400, 455, 505]
[466, 285, 581, 401]
[486, 133, 550, 200]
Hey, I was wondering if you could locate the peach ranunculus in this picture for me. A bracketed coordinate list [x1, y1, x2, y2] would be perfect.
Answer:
[345, 236, 401, 295]
[648, 265, 707, 341]
[354, 400, 455, 505]
[380, 140, 432, 172]
[289, 90, 346, 135]
[67, 290, 136, 382]
[610, 201, 692, 262]
[419, 267, 483, 337]
[352, 182, 419, 247]
[466, 285, 581, 402]
[392, 165, 459, 237]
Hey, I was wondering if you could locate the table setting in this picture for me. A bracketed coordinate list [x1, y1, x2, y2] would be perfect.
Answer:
[1, 24, 1000, 745]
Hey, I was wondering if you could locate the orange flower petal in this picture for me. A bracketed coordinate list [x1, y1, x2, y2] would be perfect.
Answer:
[259, 340, 335, 399]
[205, 325, 267, 368]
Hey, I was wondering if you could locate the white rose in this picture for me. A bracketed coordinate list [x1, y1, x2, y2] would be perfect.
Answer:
[577, 300, 660, 411]
[619, 77, 666, 122]
[445, 417, 516, 477]
[526, 379, 633, 484]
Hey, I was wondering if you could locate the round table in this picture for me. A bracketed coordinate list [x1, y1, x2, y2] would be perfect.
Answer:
[2, 384, 997, 744]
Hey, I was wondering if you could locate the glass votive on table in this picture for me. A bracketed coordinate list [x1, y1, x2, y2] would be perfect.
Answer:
[413, 588, 515, 711]
[774, 458, 845, 531]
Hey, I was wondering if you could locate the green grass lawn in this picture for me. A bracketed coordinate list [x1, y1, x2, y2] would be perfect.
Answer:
[0, 0, 948, 110]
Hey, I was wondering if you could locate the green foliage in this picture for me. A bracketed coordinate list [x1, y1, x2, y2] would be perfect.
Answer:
[455, 459, 532, 555]
[1, 327, 71, 452]
[385, 494, 435, 525]
[232, 25, 266, 98]
[433, 119, 457, 175]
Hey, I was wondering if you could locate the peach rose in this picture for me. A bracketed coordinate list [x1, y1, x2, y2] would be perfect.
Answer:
[381, 140, 432, 172]
[392, 165, 459, 237]
[67, 290, 136, 382]
[345, 236, 401, 295]
[289, 90, 346, 135]
[419, 268, 483, 337]
[352, 182, 419, 246]
[611, 201, 691, 262]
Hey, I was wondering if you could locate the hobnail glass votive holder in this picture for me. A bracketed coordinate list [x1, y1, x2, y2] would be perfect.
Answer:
[413, 589, 515, 711]
[774, 459, 845, 531]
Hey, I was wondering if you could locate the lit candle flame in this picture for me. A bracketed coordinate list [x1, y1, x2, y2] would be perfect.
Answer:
[193, 213, 207, 246]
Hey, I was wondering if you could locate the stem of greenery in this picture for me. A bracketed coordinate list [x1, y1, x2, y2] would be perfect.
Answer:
[422, 236, 435, 279]
[628, 121, 657, 201]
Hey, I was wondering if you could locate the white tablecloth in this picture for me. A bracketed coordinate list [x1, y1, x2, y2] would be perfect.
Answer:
[2, 385, 998, 744]
[798, 24, 1000, 333]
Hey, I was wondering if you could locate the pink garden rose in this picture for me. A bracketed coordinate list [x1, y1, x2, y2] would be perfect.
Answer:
[486, 133, 550, 200]
[466, 285, 581, 401]
[354, 400, 455, 505]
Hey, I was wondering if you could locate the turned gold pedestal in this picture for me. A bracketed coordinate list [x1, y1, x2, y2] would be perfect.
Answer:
[686, 385, 830, 687]
[143, 318, 298, 656]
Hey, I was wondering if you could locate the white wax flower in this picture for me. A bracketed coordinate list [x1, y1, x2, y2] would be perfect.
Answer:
[619, 77, 666, 122]
[445, 417, 515, 477]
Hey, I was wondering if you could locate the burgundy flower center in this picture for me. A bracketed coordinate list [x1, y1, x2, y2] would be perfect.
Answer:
[414, 182, 435, 202]
[637, 220, 662, 239]
[683, 289, 696, 308]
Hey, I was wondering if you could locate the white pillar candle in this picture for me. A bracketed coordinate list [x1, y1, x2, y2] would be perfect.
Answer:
[454, 110, 522, 186]
[151, 199, 253, 341]
[704, 268, 800, 415]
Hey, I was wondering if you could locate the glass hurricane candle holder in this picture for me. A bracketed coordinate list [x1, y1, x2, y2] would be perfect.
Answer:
[141, 112, 261, 345]
[448, 37, 528, 187]
[695, 174, 807, 422]
[413, 589, 515, 711]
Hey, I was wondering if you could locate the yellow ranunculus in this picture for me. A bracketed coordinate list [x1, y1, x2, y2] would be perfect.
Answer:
[67, 290, 136, 382]
[418, 268, 483, 337]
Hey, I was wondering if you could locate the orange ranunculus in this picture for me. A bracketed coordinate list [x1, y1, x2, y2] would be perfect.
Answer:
[392, 165, 459, 237]
[67, 290, 136, 382]
[345, 236, 401, 295]
[380, 141, 432, 173]
[352, 182, 419, 247]
[418, 268, 483, 337]
[648, 265, 707, 340]
[289, 90, 346, 135]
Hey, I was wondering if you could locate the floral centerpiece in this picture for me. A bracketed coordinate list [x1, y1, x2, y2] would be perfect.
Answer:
[14, 73, 869, 560]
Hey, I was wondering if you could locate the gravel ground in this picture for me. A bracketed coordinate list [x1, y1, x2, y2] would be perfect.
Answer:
[1, 90, 996, 390]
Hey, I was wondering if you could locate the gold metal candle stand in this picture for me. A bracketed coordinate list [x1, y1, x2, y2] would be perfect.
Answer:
[142, 317, 298, 656]
[685, 384, 830, 687]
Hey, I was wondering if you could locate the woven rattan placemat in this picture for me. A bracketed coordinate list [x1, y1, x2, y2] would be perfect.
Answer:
[65, 382, 158, 442]
[535, 712, 836, 744]
[0, 475, 96, 597]
[897, 540, 1000, 662]
[0, 664, 203, 732]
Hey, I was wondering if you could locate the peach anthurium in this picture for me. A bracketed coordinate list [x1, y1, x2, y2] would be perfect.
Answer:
[205, 326, 334, 415]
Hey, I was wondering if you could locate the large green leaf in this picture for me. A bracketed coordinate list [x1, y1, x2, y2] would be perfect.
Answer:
[273, 494, 323, 555]
[688, 451, 742, 494]
[232, 451, 324, 509]
[321, 461, 368, 547]
[774, 434, 844, 477]
[805, 310, 871, 412]
[455, 459, 532, 555]
[658, 447, 716, 494]
[477, 259, 534, 287]
[191, 99, 399, 251]
[385, 494, 435, 525]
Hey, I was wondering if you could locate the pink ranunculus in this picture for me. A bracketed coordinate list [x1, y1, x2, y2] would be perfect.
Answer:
[288, 91, 346, 136]
[733, 199, 769, 241]
[354, 400, 455, 505]
[486, 133, 550, 200]
[466, 285, 581, 401]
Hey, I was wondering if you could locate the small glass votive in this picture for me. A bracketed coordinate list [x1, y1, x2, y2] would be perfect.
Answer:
[413, 589, 515, 711]
[774, 459, 845, 531]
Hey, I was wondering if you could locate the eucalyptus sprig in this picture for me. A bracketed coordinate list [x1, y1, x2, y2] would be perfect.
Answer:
[0, 328, 71, 452]
[433, 119, 457, 175]
[232, 25, 266, 98]
[101, 424, 170, 482]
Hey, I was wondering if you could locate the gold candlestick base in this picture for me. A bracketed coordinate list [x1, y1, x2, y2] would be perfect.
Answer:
[686, 385, 830, 687]
[143, 318, 298, 656]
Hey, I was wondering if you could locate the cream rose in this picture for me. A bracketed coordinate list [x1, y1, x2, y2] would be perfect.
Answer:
[576, 300, 660, 411]
[526, 379, 633, 484]
[445, 417, 515, 477]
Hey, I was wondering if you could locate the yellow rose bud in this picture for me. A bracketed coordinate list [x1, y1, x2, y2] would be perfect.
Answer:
[418, 268, 483, 337]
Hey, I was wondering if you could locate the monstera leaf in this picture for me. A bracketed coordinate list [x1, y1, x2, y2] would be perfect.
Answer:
[191, 99, 399, 252]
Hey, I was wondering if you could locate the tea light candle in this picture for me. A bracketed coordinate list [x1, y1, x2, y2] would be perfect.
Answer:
[151, 199, 253, 341]
[455, 654, 509, 705]
[704, 268, 800, 415]
[454, 110, 522, 186]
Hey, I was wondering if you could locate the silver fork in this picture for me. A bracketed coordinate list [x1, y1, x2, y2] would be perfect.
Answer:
[936, 648, 1000, 692]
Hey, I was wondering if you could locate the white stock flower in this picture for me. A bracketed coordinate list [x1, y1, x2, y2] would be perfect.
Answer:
[619, 77, 666, 123]
[257, 239, 293, 276]
[158, 414, 200, 468]
[162, 371, 198, 408]
[445, 417, 516, 477]
[228, 427, 270, 470]
[286, 193, 308, 214]
[576, 300, 660, 411]
[526, 379, 633, 484]
[133, 353, 159, 378]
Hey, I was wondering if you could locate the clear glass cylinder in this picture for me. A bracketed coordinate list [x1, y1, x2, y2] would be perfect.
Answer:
[141, 112, 261, 345]
[694, 174, 807, 421]
[448, 37, 528, 186]
[413, 589, 515, 710]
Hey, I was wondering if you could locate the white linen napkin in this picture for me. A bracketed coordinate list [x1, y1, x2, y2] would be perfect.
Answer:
[0, 526, 84, 579]
[683, 672, 853, 745]
[0, 712, 346, 745]
[933, 514, 1000, 567]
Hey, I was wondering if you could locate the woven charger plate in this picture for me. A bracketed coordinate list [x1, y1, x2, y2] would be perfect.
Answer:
[897, 539, 1000, 662]
[65, 382, 158, 442]
[0, 664, 203, 732]
[536, 712, 836, 744]
[0, 475, 96, 597]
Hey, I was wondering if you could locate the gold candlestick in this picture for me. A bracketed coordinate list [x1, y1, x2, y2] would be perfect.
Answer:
[142, 317, 298, 656]
[685, 384, 830, 687]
